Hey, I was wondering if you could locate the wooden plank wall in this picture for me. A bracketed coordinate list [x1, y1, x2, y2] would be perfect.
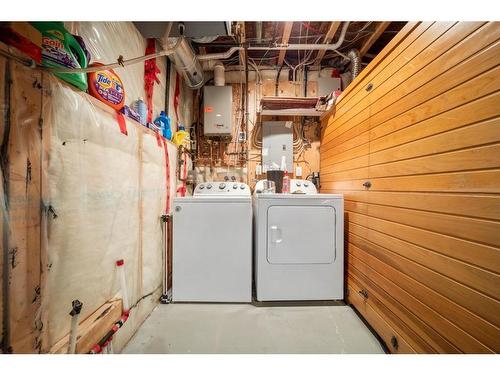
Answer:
[320, 21, 500, 353]
[0, 57, 45, 353]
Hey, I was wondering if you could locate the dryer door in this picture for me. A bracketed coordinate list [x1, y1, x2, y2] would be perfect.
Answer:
[266, 205, 336, 264]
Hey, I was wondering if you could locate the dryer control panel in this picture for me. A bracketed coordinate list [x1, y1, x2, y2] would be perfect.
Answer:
[194, 181, 251, 196]
[290, 179, 318, 194]
[254, 179, 317, 194]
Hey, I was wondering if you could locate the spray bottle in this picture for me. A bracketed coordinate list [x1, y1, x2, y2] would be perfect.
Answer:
[281, 155, 290, 193]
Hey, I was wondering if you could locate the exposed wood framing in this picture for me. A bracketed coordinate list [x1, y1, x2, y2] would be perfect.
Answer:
[237, 21, 247, 67]
[278, 22, 294, 66]
[359, 21, 391, 56]
[314, 21, 342, 65]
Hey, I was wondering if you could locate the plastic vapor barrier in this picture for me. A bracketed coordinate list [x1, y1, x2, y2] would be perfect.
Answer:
[45, 78, 177, 350]
[65, 22, 167, 115]
[1, 22, 177, 353]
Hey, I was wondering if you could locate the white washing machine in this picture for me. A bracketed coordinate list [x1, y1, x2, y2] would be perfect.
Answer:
[253, 179, 344, 301]
[172, 181, 252, 302]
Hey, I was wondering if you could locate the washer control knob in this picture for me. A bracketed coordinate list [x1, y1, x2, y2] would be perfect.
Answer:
[296, 181, 302, 187]
[207, 184, 212, 189]
[219, 183, 226, 189]
[304, 183, 309, 187]
[199, 184, 205, 189]
[233, 184, 238, 189]
[240, 185, 245, 189]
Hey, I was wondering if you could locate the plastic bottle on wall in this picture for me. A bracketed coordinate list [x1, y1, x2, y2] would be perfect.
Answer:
[173, 124, 190, 147]
[132, 97, 147, 125]
[31, 22, 88, 91]
[154, 111, 172, 140]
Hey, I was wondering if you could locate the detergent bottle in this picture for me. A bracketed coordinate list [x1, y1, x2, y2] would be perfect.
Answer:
[87, 62, 125, 111]
[132, 97, 148, 125]
[31, 22, 88, 91]
[154, 111, 172, 140]
[173, 124, 190, 147]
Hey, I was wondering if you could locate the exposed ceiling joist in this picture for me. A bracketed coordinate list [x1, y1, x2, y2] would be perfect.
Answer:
[278, 22, 294, 66]
[237, 21, 247, 66]
[359, 21, 391, 56]
[314, 21, 341, 65]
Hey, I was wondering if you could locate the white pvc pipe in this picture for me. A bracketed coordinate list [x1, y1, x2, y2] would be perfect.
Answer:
[197, 47, 241, 61]
[67, 300, 83, 354]
[116, 260, 130, 312]
[213, 61, 225, 86]
[68, 314, 79, 354]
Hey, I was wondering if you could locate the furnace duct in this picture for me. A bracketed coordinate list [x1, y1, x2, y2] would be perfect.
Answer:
[166, 36, 204, 89]
[347, 49, 361, 79]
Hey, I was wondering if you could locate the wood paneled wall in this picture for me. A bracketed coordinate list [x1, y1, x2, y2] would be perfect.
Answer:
[320, 21, 500, 353]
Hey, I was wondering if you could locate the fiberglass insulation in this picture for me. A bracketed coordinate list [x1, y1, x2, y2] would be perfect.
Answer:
[45, 79, 176, 347]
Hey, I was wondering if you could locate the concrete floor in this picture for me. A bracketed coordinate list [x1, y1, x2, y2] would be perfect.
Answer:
[121, 303, 385, 354]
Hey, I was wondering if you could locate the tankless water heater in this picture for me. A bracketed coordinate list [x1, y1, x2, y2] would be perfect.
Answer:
[203, 86, 233, 137]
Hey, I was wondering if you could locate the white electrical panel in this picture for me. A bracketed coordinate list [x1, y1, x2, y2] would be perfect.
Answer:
[262, 121, 293, 171]
[317, 77, 342, 97]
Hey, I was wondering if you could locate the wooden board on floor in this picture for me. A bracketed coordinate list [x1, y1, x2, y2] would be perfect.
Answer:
[49, 299, 122, 354]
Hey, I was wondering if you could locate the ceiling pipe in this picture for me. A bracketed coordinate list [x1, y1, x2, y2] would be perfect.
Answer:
[196, 22, 351, 61]
[197, 47, 241, 61]
[256, 22, 263, 44]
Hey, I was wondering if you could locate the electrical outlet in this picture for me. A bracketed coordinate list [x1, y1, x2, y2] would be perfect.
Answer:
[256, 164, 262, 175]
[295, 166, 302, 177]
[238, 131, 247, 143]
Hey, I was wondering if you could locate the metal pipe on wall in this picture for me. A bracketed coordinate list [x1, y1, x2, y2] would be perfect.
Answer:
[166, 37, 204, 89]
[244, 45, 250, 165]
